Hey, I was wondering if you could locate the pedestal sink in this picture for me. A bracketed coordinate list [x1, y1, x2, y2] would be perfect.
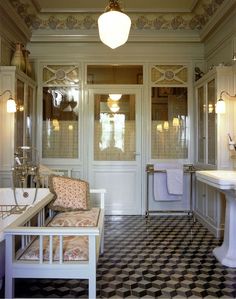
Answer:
[196, 170, 236, 267]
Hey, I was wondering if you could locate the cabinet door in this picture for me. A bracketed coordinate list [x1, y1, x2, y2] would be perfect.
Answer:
[205, 185, 218, 226]
[207, 79, 216, 165]
[26, 85, 34, 145]
[197, 85, 205, 163]
[15, 78, 25, 149]
[195, 180, 206, 216]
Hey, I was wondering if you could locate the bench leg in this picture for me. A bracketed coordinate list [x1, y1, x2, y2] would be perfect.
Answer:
[100, 227, 104, 255]
[89, 276, 96, 299]
[5, 276, 14, 299]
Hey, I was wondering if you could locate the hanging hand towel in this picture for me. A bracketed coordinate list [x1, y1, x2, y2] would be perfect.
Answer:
[166, 169, 183, 195]
[153, 163, 183, 201]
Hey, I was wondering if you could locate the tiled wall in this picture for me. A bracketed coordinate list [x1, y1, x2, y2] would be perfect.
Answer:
[42, 121, 78, 158]
[42, 120, 188, 160]
[151, 121, 188, 159]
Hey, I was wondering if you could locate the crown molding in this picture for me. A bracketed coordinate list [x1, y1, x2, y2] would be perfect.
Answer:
[0, 1, 31, 42]
[30, 29, 201, 43]
[199, 0, 236, 41]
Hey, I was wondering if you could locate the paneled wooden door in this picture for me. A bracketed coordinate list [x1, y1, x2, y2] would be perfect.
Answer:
[87, 88, 142, 215]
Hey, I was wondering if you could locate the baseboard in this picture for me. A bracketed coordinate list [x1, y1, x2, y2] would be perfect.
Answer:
[194, 211, 224, 239]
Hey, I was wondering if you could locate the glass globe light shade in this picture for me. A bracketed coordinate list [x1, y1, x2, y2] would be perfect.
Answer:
[98, 10, 131, 49]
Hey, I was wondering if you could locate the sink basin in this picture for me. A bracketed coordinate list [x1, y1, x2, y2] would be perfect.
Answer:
[196, 170, 236, 189]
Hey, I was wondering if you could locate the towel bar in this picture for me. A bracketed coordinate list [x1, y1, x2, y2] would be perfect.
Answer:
[145, 164, 196, 218]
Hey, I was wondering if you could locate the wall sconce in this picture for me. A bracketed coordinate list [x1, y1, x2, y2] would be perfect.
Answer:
[216, 91, 236, 114]
[98, 0, 131, 49]
[0, 89, 17, 113]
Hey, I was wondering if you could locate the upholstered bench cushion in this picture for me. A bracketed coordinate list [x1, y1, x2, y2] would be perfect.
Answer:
[20, 235, 88, 261]
[49, 207, 100, 227]
[19, 208, 101, 262]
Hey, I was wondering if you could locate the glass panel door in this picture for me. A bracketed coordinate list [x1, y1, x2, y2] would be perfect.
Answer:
[15, 79, 24, 149]
[42, 86, 79, 158]
[151, 87, 188, 159]
[88, 88, 142, 215]
[25, 85, 33, 148]
[207, 79, 216, 165]
[197, 86, 205, 163]
[94, 94, 136, 161]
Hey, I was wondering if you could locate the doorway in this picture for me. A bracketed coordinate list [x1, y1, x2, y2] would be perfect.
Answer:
[87, 88, 142, 215]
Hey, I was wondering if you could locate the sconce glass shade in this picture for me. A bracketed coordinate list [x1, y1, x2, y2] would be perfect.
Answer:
[215, 90, 236, 114]
[233, 53, 236, 61]
[172, 117, 180, 127]
[156, 124, 163, 132]
[163, 121, 169, 130]
[0, 89, 17, 113]
[215, 98, 225, 114]
[98, 1, 131, 49]
[109, 94, 122, 101]
[208, 104, 214, 113]
[7, 98, 17, 113]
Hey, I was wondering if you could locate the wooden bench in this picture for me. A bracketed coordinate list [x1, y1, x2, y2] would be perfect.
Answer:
[4, 189, 106, 299]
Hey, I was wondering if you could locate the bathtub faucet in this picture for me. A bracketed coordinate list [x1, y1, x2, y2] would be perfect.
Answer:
[12, 146, 40, 188]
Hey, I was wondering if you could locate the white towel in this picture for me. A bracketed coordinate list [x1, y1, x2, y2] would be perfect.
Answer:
[166, 169, 183, 195]
[153, 163, 183, 201]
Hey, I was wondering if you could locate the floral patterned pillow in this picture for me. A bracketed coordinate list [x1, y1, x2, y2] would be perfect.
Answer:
[49, 175, 90, 211]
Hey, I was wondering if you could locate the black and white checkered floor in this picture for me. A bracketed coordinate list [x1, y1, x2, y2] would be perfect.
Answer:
[3, 215, 236, 298]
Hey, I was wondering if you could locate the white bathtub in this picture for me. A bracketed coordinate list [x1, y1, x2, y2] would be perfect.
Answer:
[0, 188, 51, 287]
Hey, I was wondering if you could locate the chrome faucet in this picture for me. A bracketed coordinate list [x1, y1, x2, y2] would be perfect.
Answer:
[12, 146, 40, 188]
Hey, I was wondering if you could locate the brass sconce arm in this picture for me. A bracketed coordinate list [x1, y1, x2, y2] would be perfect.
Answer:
[216, 90, 236, 114]
[219, 90, 236, 100]
[0, 89, 13, 98]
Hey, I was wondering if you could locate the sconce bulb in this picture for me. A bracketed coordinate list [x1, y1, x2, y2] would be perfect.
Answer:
[163, 121, 169, 130]
[7, 98, 17, 113]
[215, 98, 225, 114]
[173, 117, 180, 127]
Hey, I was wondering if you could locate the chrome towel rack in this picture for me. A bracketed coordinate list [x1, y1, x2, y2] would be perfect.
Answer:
[145, 164, 196, 218]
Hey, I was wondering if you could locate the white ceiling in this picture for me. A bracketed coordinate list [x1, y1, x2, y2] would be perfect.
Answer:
[34, 0, 199, 13]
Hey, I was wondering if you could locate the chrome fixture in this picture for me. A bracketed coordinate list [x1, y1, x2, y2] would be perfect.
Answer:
[98, 0, 131, 49]
[216, 91, 236, 114]
[12, 146, 40, 206]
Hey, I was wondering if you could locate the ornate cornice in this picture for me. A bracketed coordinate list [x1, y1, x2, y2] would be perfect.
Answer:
[7, 0, 228, 42]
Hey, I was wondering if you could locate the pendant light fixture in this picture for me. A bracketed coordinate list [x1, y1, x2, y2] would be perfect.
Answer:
[98, 0, 131, 49]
